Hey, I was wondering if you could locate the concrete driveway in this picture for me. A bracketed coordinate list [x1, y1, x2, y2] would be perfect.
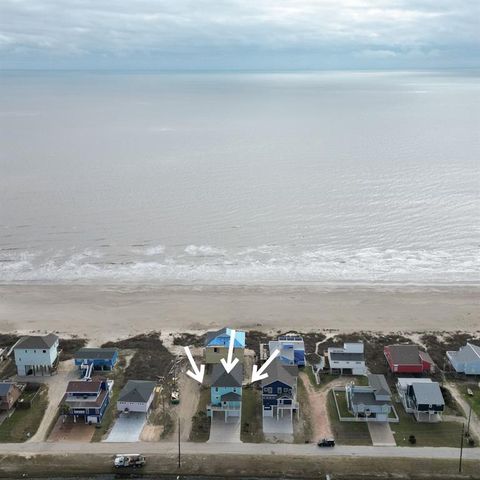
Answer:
[207, 412, 241, 443]
[105, 412, 147, 442]
[367, 422, 396, 446]
[263, 415, 294, 442]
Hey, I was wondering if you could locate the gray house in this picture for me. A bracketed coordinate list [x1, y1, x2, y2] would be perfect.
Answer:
[397, 378, 444, 422]
[117, 380, 156, 414]
[446, 343, 480, 375]
[346, 374, 392, 422]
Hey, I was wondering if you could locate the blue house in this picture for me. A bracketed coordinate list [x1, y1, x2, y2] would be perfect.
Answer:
[74, 348, 119, 372]
[205, 328, 246, 365]
[207, 363, 243, 422]
[447, 343, 480, 375]
[62, 378, 112, 424]
[269, 334, 305, 366]
[261, 359, 298, 420]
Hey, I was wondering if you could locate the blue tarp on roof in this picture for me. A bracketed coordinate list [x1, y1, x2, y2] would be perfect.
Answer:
[206, 328, 246, 348]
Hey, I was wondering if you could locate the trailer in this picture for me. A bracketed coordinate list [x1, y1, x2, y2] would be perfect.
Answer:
[114, 454, 146, 468]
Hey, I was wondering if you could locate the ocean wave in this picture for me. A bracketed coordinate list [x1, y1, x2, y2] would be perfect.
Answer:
[0, 245, 478, 283]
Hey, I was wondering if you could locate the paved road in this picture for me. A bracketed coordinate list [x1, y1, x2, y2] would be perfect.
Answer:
[0, 441, 478, 461]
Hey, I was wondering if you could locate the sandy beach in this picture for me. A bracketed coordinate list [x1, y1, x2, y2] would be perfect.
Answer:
[0, 284, 478, 342]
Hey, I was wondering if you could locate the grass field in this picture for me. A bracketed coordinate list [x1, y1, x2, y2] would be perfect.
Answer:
[391, 403, 472, 447]
[461, 383, 480, 417]
[294, 376, 313, 443]
[0, 386, 48, 442]
[326, 390, 372, 445]
[241, 386, 264, 443]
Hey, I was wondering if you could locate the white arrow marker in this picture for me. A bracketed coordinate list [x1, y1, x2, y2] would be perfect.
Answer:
[251, 348, 280, 383]
[184, 346, 205, 384]
[220, 328, 240, 374]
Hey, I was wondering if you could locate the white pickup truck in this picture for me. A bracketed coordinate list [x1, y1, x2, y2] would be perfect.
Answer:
[114, 454, 146, 468]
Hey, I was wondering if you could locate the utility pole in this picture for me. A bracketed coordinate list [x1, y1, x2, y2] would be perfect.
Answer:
[178, 417, 181, 469]
[459, 423, 465, 473]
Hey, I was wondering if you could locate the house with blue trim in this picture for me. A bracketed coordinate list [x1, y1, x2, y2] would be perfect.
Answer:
[269, 334, 305, 367]
[205, 328, 246, 365]
[207, 363, 243, 422]
[62, 378, 113, 424]
[74, 348, 119, 372]
[447, 343, 480, 375]
[261, 359, 298, 420]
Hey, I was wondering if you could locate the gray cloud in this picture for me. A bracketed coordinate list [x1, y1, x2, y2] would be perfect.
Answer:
[0, 0, 479, 69]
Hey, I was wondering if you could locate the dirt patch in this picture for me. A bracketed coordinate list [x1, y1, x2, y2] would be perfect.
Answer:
[48, 416, 95, 442]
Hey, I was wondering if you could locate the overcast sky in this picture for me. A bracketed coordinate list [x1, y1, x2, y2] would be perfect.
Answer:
[0, 0, 479, 70]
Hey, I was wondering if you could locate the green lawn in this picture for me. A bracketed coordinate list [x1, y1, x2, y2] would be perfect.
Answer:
[241, 386, 264, 443]
[189, 387, 211, 442]
[391, 403, 473, 447]
[326, 390, 372, 445]
[332, 389, 354, 418]
[0, 386, 48, 442]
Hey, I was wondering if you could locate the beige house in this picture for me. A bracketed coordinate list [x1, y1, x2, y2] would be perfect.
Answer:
[204, 328, 246, 365]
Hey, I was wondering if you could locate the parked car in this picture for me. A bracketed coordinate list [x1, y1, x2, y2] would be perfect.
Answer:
[114, 454, 146, 468]
[317, 438, 335, 447]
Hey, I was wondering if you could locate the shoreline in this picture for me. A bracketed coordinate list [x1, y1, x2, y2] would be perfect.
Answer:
[0, 283, 478, 342]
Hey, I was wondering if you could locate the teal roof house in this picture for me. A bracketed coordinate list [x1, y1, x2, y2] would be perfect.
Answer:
[207, 363, 243, 422]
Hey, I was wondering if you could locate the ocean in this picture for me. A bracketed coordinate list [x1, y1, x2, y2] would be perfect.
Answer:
[0, 70, 478, 284]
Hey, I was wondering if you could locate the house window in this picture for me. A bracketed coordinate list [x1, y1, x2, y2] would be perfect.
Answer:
[43, 350, 46, 353]
[277, 387, 282, 394]
[215, 387, 218, 392]
[266, 387, 272, 394]
[213, 347, 218, 353]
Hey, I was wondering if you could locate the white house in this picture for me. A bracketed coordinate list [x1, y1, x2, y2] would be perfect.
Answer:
[14, 334, 59, 376]
[117, 380, 156, 414]
[327, 342, 366, 375]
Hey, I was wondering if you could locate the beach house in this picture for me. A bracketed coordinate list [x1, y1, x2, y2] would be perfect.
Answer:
[261, 358, 298, 420]
[327, 342, 366, 375]
[204, 328, 246, 365]
[268, 334, 305, 366]
[207, 363, 243, 422]
[446, 343, 480, 375]
[346, 374, 392, 422]
[62, 378, 113, 424]
[117, 380, 157, 414]
[74, 348, 119, 372]
[13, 334, 59, 376]
[396, 378, 445, 422]
[384, 345, 434, 374]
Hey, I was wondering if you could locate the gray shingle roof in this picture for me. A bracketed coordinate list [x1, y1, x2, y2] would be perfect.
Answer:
[73, 348, 118, 360]
[210, 363, 243, 387]
[412, 382, 445, 406]
[351, 391, 390, 406]
[118, 380, 156, 403]
[261, 359, 298, 387]
[386, 345, 423, 365]
[15, 334, 58, 350]
[221, 392, 241, 401]
[368, 374, 391, 397]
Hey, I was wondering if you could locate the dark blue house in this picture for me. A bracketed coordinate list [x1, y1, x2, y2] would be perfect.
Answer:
[74, 348, 118, 371]
[261, 359, 299, 421]
[62, 378, 112, 424]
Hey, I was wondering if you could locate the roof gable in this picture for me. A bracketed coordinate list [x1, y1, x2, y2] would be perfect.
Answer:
[412, 382, 444, 406]
[210, 363, 243, 387]
[119, 380, 156, 403]
[261, 359, 297, 387]
[16, 334, 59, 350]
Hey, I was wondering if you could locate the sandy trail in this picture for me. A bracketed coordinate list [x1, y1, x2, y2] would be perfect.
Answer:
[0, 284, 478, 342]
